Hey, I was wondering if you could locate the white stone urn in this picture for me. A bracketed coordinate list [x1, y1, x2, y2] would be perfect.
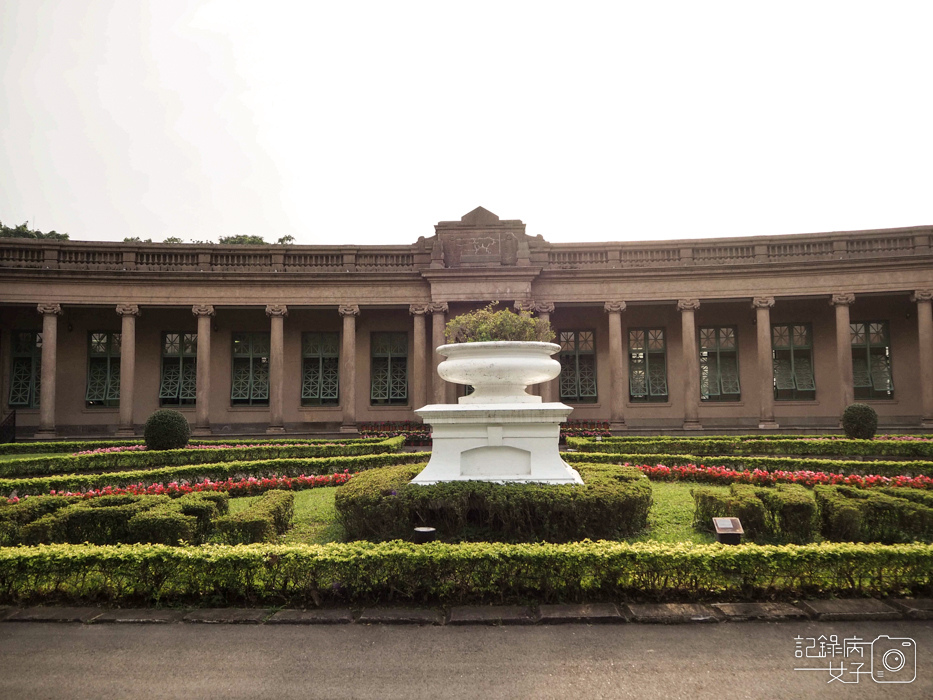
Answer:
[436, 341, 561, 404]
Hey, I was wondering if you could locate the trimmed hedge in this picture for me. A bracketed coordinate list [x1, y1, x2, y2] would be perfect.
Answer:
[127, 492, 229, 545]
[19, 495, 173, 545]
[0, 541, 930, 606]
[215, 491, 295, 545]
[563, 450, 933, 478]
[814, 485, 933, 544]
[335, 462, 652, 543]
[567, 435, 933, 460]
[0, 436, 407, 478]
[0, 452, 429, 497]
[0, 437, 384, 457]
[692, 483, 816, 544]
[7, 492, 228, 546]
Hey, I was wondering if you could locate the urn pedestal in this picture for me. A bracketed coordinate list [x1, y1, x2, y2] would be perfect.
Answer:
[412, 341, 582, 485]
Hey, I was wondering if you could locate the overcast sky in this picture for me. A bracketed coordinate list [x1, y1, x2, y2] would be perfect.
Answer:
[2, 1, 931, 246]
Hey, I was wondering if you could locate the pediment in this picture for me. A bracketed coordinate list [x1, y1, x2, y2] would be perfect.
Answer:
[460, 207, 500, 225]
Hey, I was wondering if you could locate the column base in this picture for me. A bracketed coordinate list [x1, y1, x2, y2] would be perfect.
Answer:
[339, 423, 359, 435]
[115, 427, 137, 437]
[266, 426, 286, 435]
[682, 421, 703, 431]
[33, 429, 57, 440]
[609, 421, 626, 432]
[758, 421, 780, 429]
[191, 426, 212, 437]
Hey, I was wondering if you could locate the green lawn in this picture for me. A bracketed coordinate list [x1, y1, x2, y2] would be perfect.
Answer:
[231, 481, 721, 545]
[229, 488, 346, 544]
[628, 481, 723, 544]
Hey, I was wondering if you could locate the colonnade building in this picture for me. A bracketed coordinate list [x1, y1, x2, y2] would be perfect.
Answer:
[2, 207, 932, 438]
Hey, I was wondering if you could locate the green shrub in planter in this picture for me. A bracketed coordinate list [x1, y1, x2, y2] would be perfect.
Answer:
[143, 409, 191, 451]
[842, 403, 878, 440]
[335, 462, 652, 543]
[444, 302, 554, 343]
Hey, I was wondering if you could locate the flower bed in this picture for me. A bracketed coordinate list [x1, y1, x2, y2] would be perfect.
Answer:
[560, 420, 611, 439]
[6, 471, 354, 504]
[638, 463, 933, 489]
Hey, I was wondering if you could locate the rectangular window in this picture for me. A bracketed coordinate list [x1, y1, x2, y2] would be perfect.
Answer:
[370, 332, 408, 405]
[699, 327, 741, 401]
[159, 332, 197, 407]
[851, 321, 894, 399]
[9, 331, 42, 408]
[629, 328, 668, 402]
[772, 324, 816, 400]
[231, 332, 270, 406]
[301, 332, 340, 406]
[86, 332, 121, 407]
[558, 330, 597, 403]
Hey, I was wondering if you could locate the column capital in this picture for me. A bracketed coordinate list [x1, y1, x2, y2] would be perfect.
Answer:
[338, 304, 360, 317]
[534, 301, 555, 314]
[513, 300, 536, 312]
[192, 304, 215, 317]
[911, 290, 933, 303]
[116, 304, 141, 317]
[604, 301, 627, 313]
[429, 302, 449, 314]
[265, 304, 288, 318]
[409, 303, 431, 316]
[830, 293, 855, 307]
[36, 303, 62, 316]
[751, 296, 775, 309]
[677, 299, 700, 312]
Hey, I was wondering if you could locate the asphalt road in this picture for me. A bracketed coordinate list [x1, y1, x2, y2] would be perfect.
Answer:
[1, 619, 931, 700]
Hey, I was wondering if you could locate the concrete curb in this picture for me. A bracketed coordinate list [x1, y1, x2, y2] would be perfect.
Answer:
[1, 599, 930, 626]
[627, 603, 722, 624]
[797, 599, 902, 621]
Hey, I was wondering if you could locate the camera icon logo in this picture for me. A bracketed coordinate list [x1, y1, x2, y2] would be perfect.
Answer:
[871, 636, 916, 684]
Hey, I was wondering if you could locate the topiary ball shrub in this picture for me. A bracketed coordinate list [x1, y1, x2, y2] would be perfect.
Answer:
[841, 403, 878, 440]
[143, 409, 191, 451]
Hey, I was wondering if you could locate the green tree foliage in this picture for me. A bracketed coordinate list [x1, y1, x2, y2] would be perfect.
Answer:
[0, 220, 69, 240]
[276, 235, 295, 245]
[217, 234, 267, 245]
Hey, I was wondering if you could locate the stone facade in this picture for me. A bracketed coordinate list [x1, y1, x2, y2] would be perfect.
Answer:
[2, 206, 932, 437]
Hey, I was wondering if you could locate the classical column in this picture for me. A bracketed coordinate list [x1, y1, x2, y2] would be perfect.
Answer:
[831, 293, 856, 409]
[430, 302, 449, 404]
[535, 302, 556, 402]
[338, 305, 360, 432]
[677, 299, 702, 430]
[409, 304, 430, 410]
[35, 303, 62, 438]
[912, 290, 933, 427]
[753, 297, 779, 429]
[604, 301, 627, 429]
[116, 304, 141, 436]
[514, 301, 542, 398]
[265, 304, 288, 434]
[191, 305, 214, 436]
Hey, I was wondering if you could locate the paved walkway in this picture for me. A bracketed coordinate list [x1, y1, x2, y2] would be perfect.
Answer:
[2, 617, 931, 699]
